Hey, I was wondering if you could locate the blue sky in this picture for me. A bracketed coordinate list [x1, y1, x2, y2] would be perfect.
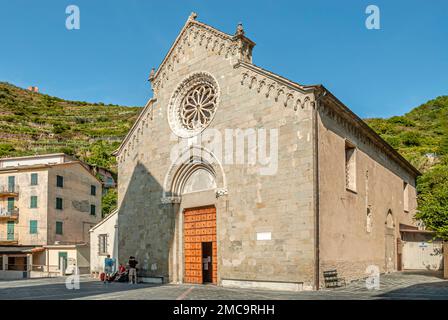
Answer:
[0, 0, 447, 118]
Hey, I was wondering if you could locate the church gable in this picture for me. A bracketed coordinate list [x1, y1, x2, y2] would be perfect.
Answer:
[149, 12, 255, 96]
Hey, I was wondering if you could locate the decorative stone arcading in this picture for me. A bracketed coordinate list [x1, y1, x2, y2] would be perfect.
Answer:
[238, 69, 314, 112]
[168, 72, 220, 138]
[116, 99, 156, 163]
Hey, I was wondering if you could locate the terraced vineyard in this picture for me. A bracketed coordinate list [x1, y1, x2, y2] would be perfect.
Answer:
[0, 82, 141, 172]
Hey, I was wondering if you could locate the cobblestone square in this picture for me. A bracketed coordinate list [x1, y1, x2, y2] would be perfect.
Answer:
[0, 271, 446, 300]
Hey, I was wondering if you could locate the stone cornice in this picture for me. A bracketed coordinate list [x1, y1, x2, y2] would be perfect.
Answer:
[320, 89, 421, 177]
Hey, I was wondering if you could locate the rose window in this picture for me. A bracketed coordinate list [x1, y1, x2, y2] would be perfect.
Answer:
[168, 72, 220, 138]
[180, 84, 217, 130]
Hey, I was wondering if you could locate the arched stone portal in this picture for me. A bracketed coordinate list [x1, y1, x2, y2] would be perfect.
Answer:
[162, 146, 227, 284]
[162, 145, 227, 199]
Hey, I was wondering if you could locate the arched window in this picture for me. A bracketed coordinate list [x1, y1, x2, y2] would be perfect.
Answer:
[366, 207, 373, 233]
[386, 210, 394, 229]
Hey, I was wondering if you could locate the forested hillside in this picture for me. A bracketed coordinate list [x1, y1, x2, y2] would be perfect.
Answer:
[366, 96, 448, 239]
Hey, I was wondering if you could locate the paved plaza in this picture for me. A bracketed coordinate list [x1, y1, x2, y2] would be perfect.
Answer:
[0, 271, 447, 300]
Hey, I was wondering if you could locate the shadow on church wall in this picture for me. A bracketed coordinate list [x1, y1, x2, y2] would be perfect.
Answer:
[117, 161, 175, 280]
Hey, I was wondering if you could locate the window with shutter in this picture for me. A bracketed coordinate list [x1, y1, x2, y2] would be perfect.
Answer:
[30, 220, 38, 234]
[56, 221, 63, 235]
[7, 197, 14, 212]
[56, 175, 64, 188]
[8, 176, 15, 192]
[30, 196, 38, 208]
[56, 198, 63, 210]
[31, 173, 38, 186]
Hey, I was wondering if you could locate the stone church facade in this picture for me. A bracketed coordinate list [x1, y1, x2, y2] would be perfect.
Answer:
[113, 13, 419, 291]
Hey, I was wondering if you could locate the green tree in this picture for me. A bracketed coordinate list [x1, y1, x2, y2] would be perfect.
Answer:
[438, 111, 448, 155]
[400, 131, 422, 147]
[83, 140, 118, 170]
[415, 163, 448, 240]
[102, 188, 117, 218]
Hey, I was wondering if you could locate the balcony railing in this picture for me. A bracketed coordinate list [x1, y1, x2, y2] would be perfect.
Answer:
[0, 208, 19, 219]
[0, 185, 20, 195]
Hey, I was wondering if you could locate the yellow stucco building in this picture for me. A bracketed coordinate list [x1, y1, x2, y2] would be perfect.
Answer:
[0, 153, 102, 278]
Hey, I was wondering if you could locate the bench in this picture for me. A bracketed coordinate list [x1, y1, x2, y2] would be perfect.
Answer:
[323, 269, 346, 288]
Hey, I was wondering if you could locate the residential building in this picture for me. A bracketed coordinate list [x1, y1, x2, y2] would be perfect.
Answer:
[89, 209, 118, 276]
[87, 164, 117, 193]
[0, 153, 102, 278]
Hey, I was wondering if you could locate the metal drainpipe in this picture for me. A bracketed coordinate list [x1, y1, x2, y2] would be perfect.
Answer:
[313, 88, 326, 290]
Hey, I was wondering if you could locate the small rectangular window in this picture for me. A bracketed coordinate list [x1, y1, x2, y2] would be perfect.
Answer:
[31, 173, 38, 186]
[345, 142, 357, 192]
[56, 221, 63, 235]
[98, 234, 108, 255]
[90, 204, 96, 216]
[56, 175, 64, 188]
[91, 185, 96, 196]
[30, 220, 38, 234]
[56, 197, 63, 210]
[404, 182, 410, 212]
[30, 196, 38, 208]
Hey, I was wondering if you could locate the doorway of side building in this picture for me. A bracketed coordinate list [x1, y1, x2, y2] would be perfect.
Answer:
[385, 210, 396, 272]
[58, 252, 68, 271]
[183, 206, 217, 284]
